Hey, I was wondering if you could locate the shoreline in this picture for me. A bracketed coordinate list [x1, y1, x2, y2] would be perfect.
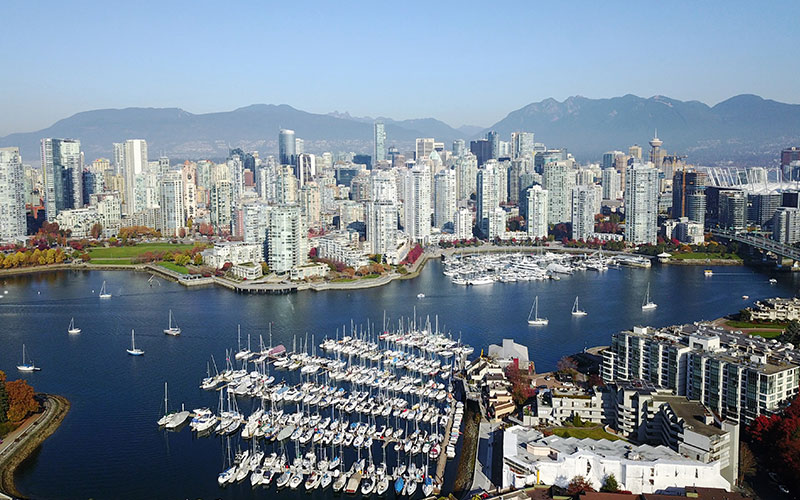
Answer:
[0, 394, 70, 499]
[0, 245, 746, 294]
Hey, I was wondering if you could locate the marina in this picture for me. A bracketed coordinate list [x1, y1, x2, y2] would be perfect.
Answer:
[1, 262, 793, 499]
[168, 320, 470, 495]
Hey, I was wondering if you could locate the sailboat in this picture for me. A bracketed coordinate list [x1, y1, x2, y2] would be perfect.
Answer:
[527, 296, 548, 326]
[642, 283, 657, 310]
[157, 382, 175, 426]
[163, 310, 181, 336]
[99, 281, 112, 299]
[17, 344, 39, 372]
[571, 296, 587, 317]
[68, 317, 81, 334]
[127, 329, 144, 356]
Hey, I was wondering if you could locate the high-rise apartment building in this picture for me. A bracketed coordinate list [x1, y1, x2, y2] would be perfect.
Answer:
[486, 131, 499, 160]
[672, 170, 707, 219]
[571, 185, 596, 241]
[0, 147, 26, 241]
[454, 207, 472, 240]
[159, 172, 184, 237]
[601, 167, 621, 200]
[415, 138, 434, 161]
[511, 132, 534, 160]
[41, 138, 83, 221]
[526, 185, 548, 240]
[456, 153, 478, 201]
[452, 139, 465, 158]
[243, 201, 271, 261]
[118, 139, 148, 215]
[476, 164, 499, 237]
[773, 207, 800, 244]
[366, 201, 398, 262]
[403, 165, 431, 243]
[374, 122, 386, 164]
[542, 161, 574, 225]
[624, 161, 659, 244]
[279, 129, 296, 166]
[268, 204, 307, 273]
[469, 139, 491, 166]
[433, 168, 456, 229]
[181, 162, 197, 223]
[370, 169, 397, 204]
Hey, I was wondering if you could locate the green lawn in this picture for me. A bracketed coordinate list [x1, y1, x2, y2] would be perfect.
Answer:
[552, 427, 621, 441]
[726, 320, 787, 330]
[158, 262, 189, 274]
[88, 259, 136, 266]
[670, 252, 741, 260]
[88, 243, 199, 264]
[748, 330, 783, 339]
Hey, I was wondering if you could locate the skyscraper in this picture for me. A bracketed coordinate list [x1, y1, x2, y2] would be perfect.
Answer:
[366, 201, 398, 262]
[542, 161, 575, 225]
[454, 207, 473, 240]
[452, 139, 465, 158]
[624, 161, 659, 244]
[456, 153, 478, 201]
[571, 185, 596, 241]
[486, 130, 499, 160]
[672, 170, 707, 219]
[119, 139, 148, 215]
[41, 138, 83, 221]
[374, 122, 386, 163]
[476, 164, 499, 237]
[415, 138, 434, 161]
[526, 185, 548, 239]
[159, 172, 184, 237]
[469, 139, 491, 166]
[511, 132, 534, 160]
[403, 165, 432, 243]
[649, 132, 665, 171]
[279, 129, 296, 166]
[433, 168, 456, 229]
[268, 204, 307, 273]
[602, 168, 621, 200]
[0, 147, 26, 241]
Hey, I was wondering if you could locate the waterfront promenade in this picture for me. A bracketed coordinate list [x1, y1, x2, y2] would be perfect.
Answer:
[0, 394, 70, 499]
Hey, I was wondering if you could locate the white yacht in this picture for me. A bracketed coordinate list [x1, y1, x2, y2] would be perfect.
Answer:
[17, 344, 39, 372]
[527, 296, 548, 326]
[571, 296, 588, 317]
[68, 317, 81, 334]
[163, 309, 181, 336]
[642, 283, 657, 310]
[127, 329, 144, 356]
[99, 281, 111, 299]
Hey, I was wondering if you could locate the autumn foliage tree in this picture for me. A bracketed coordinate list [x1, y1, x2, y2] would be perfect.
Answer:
[5, 379, 38, 422]
[747, 395, 800, 490]
[566, 475, 595, 495]
[0, 371, 8, 423]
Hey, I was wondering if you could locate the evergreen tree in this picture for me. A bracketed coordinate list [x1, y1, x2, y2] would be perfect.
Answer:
[601, 474, 619, 492]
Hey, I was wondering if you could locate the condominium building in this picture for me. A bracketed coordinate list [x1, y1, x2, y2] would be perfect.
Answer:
[571, 185, 596, 241]
[542, 161, 574, 225]
[0, 147, 27, 241]
[602, 323, 799, 424]
[454, 207, 473, 241]
[624, 161, 659, 244]
[159, 172, 184, 237]
[433, 168, 456, 229]
[41, 138, 83, 221]
[526, 185, 548, 239]
[403, 165, 431, 243]
[268, 204, 307, 273]
[366, 201, 398, 262]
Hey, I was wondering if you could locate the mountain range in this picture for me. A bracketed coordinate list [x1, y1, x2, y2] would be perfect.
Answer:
[2, 94, 799, 166]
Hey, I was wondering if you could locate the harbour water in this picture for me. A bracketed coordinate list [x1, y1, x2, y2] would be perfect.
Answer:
[0, 260, 796, 499]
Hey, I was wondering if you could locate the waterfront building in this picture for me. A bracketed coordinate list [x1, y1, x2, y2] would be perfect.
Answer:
[687, 192, 706, 226]
[159, 172, 184, 237]
[403, 165, 431, 243]
[242, 201, 271, 261]
[201, 241, 262, 268]
[718, 190, 746, 231]
[747, 297, 800, 322]
[210, 178, 232, 234]
[268, 204, 307, 274]
[279, 129, 296, 166]
[89, 191, 122, 236]
[542, 161, 574, 225]
[476, 163, 500, 238]
[672, 170, 707, 219]
[602, 323, 799, 424]
[773, 207, 800, 244]
[374, 122, 386, 163]
[488, 339, 531, 370]
[624, 161, 659, 244]
[433, 168, 456, 229]
[526, 185, 548, 239]
[466, 357, 515, 420]
[454, 207, 472, 240]
[0, 147, 27, 241]
[41, 138, 83, 221]
[315, 230, 369, 269]
[571, 185, 596, 241]
[502, 425, 730, 493]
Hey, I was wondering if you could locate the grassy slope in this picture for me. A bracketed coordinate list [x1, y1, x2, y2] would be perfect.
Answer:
[552, 427, 621, 441]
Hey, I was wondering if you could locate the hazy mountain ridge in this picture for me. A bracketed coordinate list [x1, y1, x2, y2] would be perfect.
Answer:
[2, 94, 798, 166]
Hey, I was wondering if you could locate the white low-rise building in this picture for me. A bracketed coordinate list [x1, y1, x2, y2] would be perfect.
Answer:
[314, 230, 369, 269]
[289, 263, 329, 280]
[201, 242, 262, 268]
[231, 262, 263, 280]
[502, 426, 730, 493]
[488, 339, 531, 370]
[55, 208, 103, 238]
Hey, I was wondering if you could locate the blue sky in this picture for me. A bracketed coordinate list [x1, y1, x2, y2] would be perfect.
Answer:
[1, 0, 798, 136]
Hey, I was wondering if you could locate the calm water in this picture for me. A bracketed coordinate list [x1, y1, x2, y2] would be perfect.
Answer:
[0, 260, 796, 499]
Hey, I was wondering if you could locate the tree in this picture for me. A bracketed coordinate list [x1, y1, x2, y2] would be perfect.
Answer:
[739, 442, 756, 484]
[6, 379, 38, 422]
[557, 356, 578, 375]
[566, 475, 595, 495]
[0, 370, 8, 424]
[194, 254, 203, 265]
[90, 223, 103, 239]
[600, 474, 619, 492]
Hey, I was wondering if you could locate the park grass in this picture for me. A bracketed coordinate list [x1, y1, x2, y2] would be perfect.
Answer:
[88, 259, 136, 265]
[158, 262, 189, 274]
[670, 252, 741, 260]
[88, 243, 198, 260]
[747, 330, 783, 339]
[726, 320, 787, 330]
[552, 427, 621, 441]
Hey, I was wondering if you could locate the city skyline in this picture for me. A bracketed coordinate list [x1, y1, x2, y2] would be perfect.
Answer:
[2, 1, 799, 136]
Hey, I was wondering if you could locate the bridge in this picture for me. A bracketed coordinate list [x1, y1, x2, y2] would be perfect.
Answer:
[711, 229, 800, 262]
